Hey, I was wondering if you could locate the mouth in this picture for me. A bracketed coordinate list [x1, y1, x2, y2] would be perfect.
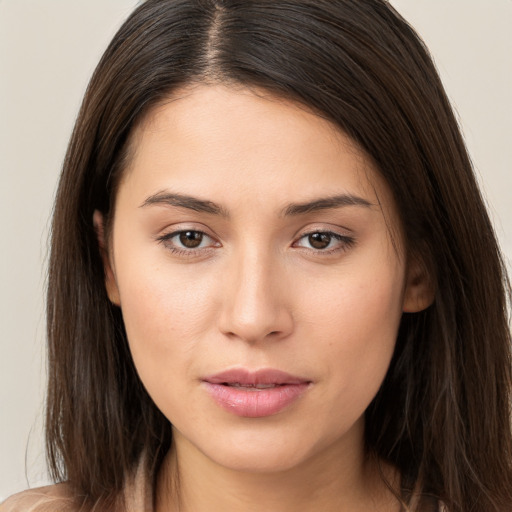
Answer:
[204, 368, 310, 386]
[202, 368, 311, 418]
[219, 383, 285, 389]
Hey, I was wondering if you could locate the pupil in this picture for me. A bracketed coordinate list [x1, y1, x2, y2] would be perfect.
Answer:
[179, 231, 203, 248]
[309, 233, 331, 249]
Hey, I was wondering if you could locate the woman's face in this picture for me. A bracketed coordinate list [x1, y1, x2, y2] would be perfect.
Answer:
[99, 84, 428, 473]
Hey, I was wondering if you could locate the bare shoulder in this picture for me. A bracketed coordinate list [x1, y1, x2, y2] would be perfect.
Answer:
[0, 483, 81, 512]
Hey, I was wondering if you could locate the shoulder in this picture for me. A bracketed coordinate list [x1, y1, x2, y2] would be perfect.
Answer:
[0, 483, 80, 512]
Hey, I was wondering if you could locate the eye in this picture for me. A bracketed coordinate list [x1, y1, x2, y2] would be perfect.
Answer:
[157, 229, 218, 253]
[294, 231, 354, 253]
[177, 230, 207, 249]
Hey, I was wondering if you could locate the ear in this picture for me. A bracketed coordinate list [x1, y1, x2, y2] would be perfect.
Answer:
[402, 255, 435, 313]
[93, 210, 121, 306]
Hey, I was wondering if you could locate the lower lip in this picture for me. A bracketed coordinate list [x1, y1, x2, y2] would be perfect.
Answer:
[203, 382, 309, 418]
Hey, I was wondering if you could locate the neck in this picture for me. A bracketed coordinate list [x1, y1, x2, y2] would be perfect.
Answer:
[155, 429, 401, 512]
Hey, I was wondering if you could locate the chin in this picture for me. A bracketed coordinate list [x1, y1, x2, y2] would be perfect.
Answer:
[191, 422, 349, 475]
[208, 444, 311, 474]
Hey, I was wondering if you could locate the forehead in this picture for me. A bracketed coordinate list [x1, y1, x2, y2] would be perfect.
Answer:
[119, 84, 394, 218]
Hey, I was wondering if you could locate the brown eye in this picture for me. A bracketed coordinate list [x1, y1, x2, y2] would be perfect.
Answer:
[179, 231, 204, 248]
[294, 230, 354, 254]
[308, 232, 332, 249]
[157, 229, 219, 255]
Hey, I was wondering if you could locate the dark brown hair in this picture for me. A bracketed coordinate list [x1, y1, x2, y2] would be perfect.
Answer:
[46, 1, 512, 510]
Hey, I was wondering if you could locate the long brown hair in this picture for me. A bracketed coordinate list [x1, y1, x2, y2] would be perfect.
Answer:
[46, 1, 512, 510]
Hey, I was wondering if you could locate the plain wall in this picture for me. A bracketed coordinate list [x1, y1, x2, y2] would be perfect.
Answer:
[0, 0, 510, 500]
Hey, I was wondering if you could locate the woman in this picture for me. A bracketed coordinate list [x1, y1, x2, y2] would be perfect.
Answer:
[2, 0, 511, 510]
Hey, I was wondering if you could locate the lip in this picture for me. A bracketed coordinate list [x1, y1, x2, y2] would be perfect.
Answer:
[202, 368, 311, 418]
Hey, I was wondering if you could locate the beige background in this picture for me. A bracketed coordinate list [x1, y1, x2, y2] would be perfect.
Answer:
[0, 0, 510, 499]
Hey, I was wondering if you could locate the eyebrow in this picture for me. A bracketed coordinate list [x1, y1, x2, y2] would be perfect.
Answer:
[140, 191, 373, 217]
[140, 191, 229, 217]
[281, 194, 373, 216]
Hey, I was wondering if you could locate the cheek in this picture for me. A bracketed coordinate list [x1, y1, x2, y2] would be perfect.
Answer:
[297, 260, 404, 416]
[114, 256, 221, 387]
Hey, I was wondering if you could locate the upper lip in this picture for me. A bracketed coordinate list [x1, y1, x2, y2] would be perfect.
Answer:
[203, 368, 310, 386]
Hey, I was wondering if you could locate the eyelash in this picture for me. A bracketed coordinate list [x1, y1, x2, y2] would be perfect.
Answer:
[293, 230, 356, 254]
[156, 229, 355, 257]
[156, 230, 219, 258]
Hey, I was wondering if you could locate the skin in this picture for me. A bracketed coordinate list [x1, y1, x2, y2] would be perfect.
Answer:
[95, 84, 432, 511]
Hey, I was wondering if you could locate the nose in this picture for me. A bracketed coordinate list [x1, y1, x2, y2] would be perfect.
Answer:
[217, 248, 294, 344]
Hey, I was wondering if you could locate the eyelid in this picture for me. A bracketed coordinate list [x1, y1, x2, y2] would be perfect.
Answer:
[154, 223, 355, 258]
[155, 221, 219, 241]
[292, 227, 356, 254]
[156, 225, 221, 256]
